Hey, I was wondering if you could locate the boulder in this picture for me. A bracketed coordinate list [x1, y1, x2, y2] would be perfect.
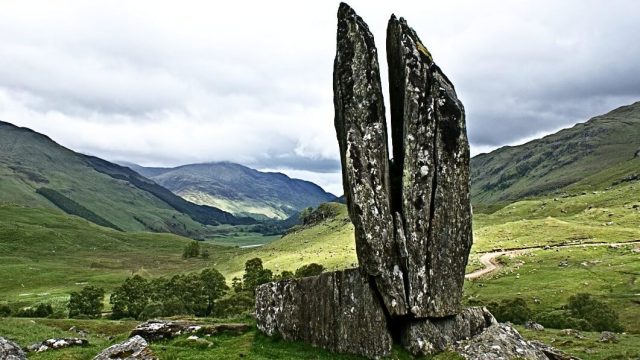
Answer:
[454, 324, 549, 360]
[333, 2, 407, 317]
[0, 337, 26, 360]
[525, 321, 545, 331]
[400, 307, 496, 356]
[26, 338, 88, 353]
[255, 268, 393, 359]
[599, 331, 618, 343]
[130, 320, 187, 341]
[93, 335, 156, 360]
[387, 14, 472, 318]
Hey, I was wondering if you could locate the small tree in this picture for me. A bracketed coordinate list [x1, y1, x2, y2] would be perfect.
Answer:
[242, 258, 273, 294]
[110, 275, 150, 319]
[201, 249, 210, 259]
[231, 277, 243, 293]
[182, 241, 201, 259]
[299, 207, 314, 224]
[68, 285, 105, 318]
[294, 263, 325, 278]
[200, 268, 229, 316]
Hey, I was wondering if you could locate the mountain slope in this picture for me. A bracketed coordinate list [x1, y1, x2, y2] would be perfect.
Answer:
[0, 121, 252, 236]
[471, 102, 640, 206]
[131, 162, 337, 220]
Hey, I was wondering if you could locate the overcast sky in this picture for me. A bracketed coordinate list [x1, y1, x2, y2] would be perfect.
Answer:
[1, 1, 639, 195]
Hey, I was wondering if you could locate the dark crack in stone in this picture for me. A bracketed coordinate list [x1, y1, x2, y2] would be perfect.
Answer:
[333, 2, 408, 317]
[255, 268, 393, 359]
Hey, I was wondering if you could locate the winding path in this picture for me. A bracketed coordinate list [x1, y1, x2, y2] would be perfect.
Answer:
[465, 240, 640, 280]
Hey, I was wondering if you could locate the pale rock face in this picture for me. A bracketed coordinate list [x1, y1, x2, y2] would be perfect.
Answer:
[0, 337, 26, 360]
[92, 336, 156, 360]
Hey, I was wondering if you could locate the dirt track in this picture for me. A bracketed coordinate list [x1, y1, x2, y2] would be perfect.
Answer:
[464, 240, 640, 280]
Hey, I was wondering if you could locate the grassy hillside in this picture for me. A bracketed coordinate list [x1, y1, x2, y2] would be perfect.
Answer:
[471, 102, 640, 207]
[0, 121, 250, 236]
[131, 162, 336, 220]
[0, 204, 242, 307]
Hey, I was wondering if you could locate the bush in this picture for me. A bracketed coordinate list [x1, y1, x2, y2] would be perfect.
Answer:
[535, 293, 624, 332]
[183, 241, 201, 259]
[0, 304, 11, 317]
[535, 310, 593, 331]
[16, 303, 53, 318]
[68, 285, 105, 318]
[294, 263, 325, 278]
[567, 293, 623, 332]
[487, 298, 531, 325]
[213, 292, 255, 317]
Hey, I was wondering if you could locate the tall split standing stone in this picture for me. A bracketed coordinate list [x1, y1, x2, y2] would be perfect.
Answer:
[256, 3, 483, 358]
[387, 15, 472, 318]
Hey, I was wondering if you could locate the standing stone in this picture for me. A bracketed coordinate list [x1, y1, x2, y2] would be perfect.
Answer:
[333, 2, 407, 317]
[255, 268, 393, 359]
[387, 15, 472, 318]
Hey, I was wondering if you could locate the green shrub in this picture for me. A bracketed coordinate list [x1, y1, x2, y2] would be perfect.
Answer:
[182, 241, 201, 259]
[487, 298, 531, 325]
[567, 293, 623, 332]
[16, 303, 53, 318]
[294, 263, 325, 278]
[535, 310, 593, 331]
[213, 292, 255, 317]
[110, 275, 150, 319]
[68, 285, 105, 318]
[0, 304, 11, 317]
[535, 293, 624, 332]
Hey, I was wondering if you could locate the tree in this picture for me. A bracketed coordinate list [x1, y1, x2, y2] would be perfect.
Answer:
[242, 258, 273, 293]
[68, 285, 105, 318]
[110, 275, 150, 319]
[200, 268, 229, 316]
[182, 241, 201, 259]
[231, 277, 243, 293]
[201, 249, 210, 259]
[299, 207, 314, 224]
[294, 263, 325, 278]
[487, 298, 531, 325]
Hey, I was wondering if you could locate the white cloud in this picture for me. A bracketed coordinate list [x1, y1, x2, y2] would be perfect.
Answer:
[1, 0, 639, 196]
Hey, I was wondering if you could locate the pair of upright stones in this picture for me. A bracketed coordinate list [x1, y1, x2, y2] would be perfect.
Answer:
[256, 3, 493, 358]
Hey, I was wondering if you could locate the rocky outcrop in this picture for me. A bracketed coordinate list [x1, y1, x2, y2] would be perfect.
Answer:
[401, 307, 496, 356]
[26, 338, 88, 353]
[0, 337, 26, 360]
[93, 335, 156, 360]
[255, 268, 393, 359]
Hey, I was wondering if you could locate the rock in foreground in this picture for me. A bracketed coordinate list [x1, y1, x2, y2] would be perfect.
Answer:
[27, 338, 88, 353]
[93, 335, 156, 360]
[401, 307, 496, 356]
[455, 324, 550, 360]
[255, 268, 393, 359]
[0, 337, 26, 360]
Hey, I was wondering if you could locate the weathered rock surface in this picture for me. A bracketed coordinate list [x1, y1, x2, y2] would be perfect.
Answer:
[387, 15, 472, 318]
[333, 2, 408, 317]
[0, 337, 26, 360]
[130, 320, 250, 341]
[26, 338, 88, 353]
[455, 324, 550, 360]
[93, 335, 156, 360]
[401, 307, 496, 356]
[130, 320, 186, 341]
[256, 268, 393, 359]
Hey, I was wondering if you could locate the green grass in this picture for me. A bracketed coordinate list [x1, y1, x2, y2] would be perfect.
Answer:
[463, 244, 640, 333]
[516, 326, 640, 360]
[0, 204, 243, 307]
